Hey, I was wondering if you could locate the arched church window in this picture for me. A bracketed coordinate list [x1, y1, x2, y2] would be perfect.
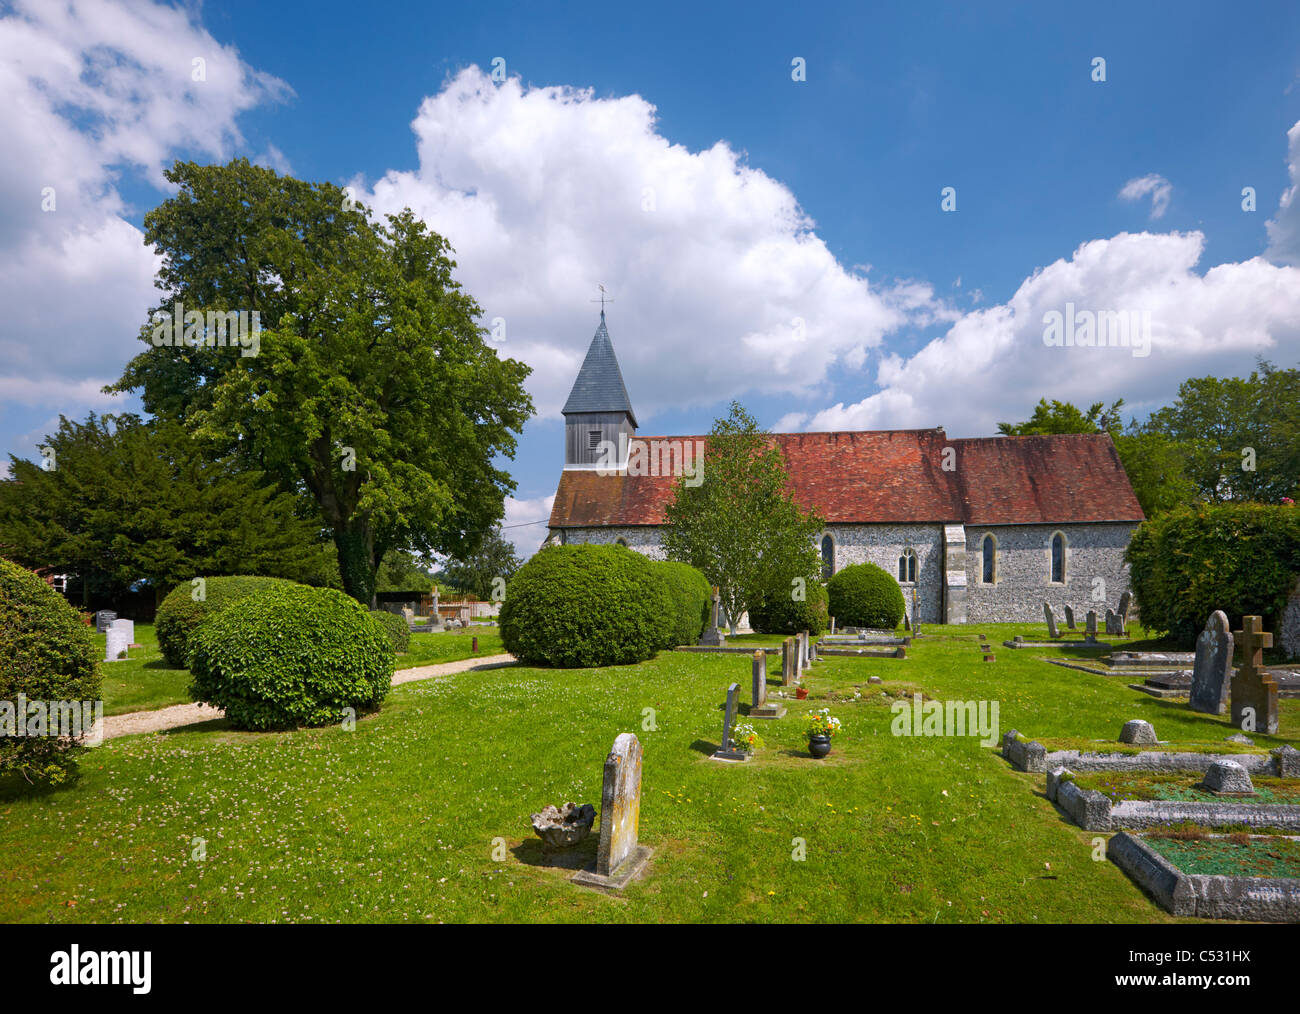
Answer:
[982, 534, 996, 584]
[1050, 532, 1066, 584]
[820, 535, 834, 580]
[898, 548, 917, 584]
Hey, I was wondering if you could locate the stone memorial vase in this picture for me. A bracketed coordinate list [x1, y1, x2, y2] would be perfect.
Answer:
[808, 734, 832, 759]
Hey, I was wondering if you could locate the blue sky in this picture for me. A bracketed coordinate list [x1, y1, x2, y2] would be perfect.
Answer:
[3, 0, 1300, 556]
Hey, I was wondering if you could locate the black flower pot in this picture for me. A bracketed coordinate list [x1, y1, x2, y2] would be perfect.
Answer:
[809, 734, 832, 759]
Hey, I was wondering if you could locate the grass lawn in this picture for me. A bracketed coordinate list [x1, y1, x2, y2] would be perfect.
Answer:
[4, 622, 1294, 923]
[94, 625, 507, 713]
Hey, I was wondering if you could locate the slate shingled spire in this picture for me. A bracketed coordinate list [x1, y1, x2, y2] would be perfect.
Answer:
[562, 311, 638, 428]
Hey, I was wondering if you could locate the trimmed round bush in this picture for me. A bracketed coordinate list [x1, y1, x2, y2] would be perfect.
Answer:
[827, 562, 906, 630]
[155, 575, 295, 669]
[0, 559, 102, 784]
[653, 560, 712, 647]
[500, 544, 674, 667]
[749, 579, 829, 636]
[188, 584, 394, 730]
[369, 609, 412, 653]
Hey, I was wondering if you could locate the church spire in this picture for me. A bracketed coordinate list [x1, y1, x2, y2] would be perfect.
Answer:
[562, 312, 637, 429]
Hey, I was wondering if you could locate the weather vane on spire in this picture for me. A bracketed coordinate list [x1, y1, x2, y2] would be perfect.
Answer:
[591, 284, 614, 317]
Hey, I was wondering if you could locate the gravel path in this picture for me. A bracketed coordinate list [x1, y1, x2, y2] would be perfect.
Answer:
[97, 653, 516, 741]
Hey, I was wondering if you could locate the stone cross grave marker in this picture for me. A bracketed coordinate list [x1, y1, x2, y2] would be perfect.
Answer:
[750, 650, 786, 719]
[1064, 605, 1075, 630]
[1043, 602, 1059, 639]
[781, 637, 795, 685]
[95, 610, 117, 633]
[571, 733, 653, 890]
[1231, 616, 1278, 735]
[698, 585, 726, 647]
[712, 683, 749, 761]
[105, 628, 129, 662]
[1189, 610, 1233, 716]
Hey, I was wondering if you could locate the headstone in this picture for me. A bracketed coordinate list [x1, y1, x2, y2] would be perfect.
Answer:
[95, 610, 117, 633]
[1085, 610, 1098, 637]
[799, 630, 810, 673]
[1064, 605, 1075, 630]
[829, 616, 836, 635]
[105, 628, 129, 662]
[1118, 719, 1157, 745]
[572, 733, 653, 890]
[1117, 591, 1132, 632]
[1230, 616, 1278, 735]
[1104, 608, 1120, 636]
[750, 651, 785, 719]
[697, 586, 727, 647]
[1043, 602, 1059, 639]
[712, 684, 749, 761]
[781, 638, 795, 685]
[1189, 610, 1233, 715]
[903, 614, 910, 631]
[109, 618, 135, 645]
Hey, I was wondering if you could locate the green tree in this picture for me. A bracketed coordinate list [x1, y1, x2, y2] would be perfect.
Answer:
[440, 528, 521, 601]
[375, 549, 435, 593]
[1143, 361, 1300, 504]
[997, 398, 1126, 437]
[110, 158, 533, 606]
[0, 414, 335, 605]
[660, 402, 824, 633]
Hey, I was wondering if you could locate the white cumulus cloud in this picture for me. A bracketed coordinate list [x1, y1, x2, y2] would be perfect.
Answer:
[1118, 173, 1172, 220]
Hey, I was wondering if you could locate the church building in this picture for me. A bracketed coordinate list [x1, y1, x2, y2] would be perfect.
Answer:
[545, 314, 1145, 624]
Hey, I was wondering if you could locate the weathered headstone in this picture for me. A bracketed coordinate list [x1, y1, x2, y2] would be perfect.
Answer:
[829, 616, 836, 635]
[105, 628, 129, 662]
[1104, 608, 1120, 636]
[1231, 616, 1278, 735]
[698, 585, 727, 647]
[799, 630, 810, 674]
[712, 684, 749, 761]
[572, 733, 653, 890]
[1117, 591, 1132, 632]
[750, 651, 785, 719]
[1189, 610, 1233, 716]
[781, 638, 795, 685]
[1064, 605, 1075, 630]
[1043, 602, 1059, 639]
[95, 610, 117, 633]
[903, 614, 910, 631]
[1085, 609, 1098, 637]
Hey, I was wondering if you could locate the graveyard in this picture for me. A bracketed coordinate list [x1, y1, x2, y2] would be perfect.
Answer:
[2, 615, 1296, 924]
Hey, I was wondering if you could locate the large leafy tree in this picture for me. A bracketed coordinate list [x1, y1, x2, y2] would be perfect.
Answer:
[110, 159, 533, 605]
[661, 402, 823, 633]
[439, 527, 522, 601]
[998, 397, 1196, 516]
[0, 414, 336, 605]
[1143, 361, 1300, 504]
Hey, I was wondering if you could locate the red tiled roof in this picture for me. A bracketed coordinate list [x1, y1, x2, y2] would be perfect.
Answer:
[548, 429, 1144, 528]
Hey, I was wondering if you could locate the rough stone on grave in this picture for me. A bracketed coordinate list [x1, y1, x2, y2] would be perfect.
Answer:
[531, 802, 596, 850]
[868, 675, 883, 684]
[1231, 615, 1278, 735]
[1119, 719, 1157, 745]
[1199, 760, 1255, 796]
[1189, 610, 1233, 715]
[571, 733, 653, 891]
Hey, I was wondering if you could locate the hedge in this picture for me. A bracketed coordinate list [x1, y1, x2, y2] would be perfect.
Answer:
[749, 578, 829, 635]
[188, 584, 394, 729]
[155, 575, 297, 669]
[368, 609, 412, 653]
[500, 544, 674, 667]
[827, 562, 906, 630]
[653, 560, 712, 647]
[1126, 503, 1300, 646]
[0, 558, 102, 784]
